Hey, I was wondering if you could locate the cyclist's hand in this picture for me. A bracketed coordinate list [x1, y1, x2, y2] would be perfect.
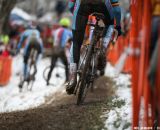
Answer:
[115, 25, 122, 36]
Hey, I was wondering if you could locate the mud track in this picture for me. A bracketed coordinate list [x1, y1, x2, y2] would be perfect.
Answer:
[0, 76, 116, 130]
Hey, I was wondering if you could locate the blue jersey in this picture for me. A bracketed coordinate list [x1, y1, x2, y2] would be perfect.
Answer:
[17, 29, 43, 55]
[17, 29, 40, 49]
[53, 27, 72, 48]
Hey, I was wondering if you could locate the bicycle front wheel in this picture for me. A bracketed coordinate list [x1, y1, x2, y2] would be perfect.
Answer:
[77, 41, 95, 105]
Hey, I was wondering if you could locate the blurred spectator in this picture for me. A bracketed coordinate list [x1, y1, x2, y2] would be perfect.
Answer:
[0, 33, 10, 56]
[8, 25, 23, 55]
[55, 0, 67, 21]
[9, 25, 19, 39]
[1, 45, 11, 57]
[0, 33, 10, 45]
[41, 24, 53, 49]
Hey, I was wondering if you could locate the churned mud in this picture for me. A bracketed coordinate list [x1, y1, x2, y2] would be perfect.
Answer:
[0, 76, 117, 130]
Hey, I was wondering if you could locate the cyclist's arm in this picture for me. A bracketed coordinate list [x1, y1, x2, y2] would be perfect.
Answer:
[68, 0, 76, 13]
[111, 0, 121, 26]
[68, 30, 73, 40]
[17, 32, 27, 50]
[65, 30, 73, 44]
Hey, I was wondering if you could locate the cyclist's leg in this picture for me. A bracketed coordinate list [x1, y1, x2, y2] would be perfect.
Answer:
[23, 43, 31, 80]
[71, 3, 89, 65]
[34, 42, 42, 61]
[60, 50, 69, 82]
[101, 2, 114, 72]
[67, 2, 89, 94]
[33, 42, 42, 75]
[97, 50, 106, 76]
[47, 53, 58, 85]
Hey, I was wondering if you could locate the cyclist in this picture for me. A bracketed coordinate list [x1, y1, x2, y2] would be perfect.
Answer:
[66, 0, 122, 94]
[46, 17, 72, 85]
[17, 22, 43, 88]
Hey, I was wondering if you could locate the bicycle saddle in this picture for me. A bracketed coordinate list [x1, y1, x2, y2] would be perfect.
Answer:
[90, 13, 105, 21]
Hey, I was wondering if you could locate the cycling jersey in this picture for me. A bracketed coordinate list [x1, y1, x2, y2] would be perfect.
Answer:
[17, 29, 43, 56]
[53, 27, 72, 48]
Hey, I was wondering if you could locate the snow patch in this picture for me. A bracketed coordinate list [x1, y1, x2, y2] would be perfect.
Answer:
[0, 56, 65, 113]
[102, 63, 132, 130]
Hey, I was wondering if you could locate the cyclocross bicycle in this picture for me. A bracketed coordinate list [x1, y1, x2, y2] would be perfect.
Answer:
[74, 13, 118, 105]
[19, 48, 38, 92]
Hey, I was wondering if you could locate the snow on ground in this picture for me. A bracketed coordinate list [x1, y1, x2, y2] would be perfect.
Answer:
[0, 55, 132, 129]
[0, 55, 66, 113]
[102, 63, 132, 130]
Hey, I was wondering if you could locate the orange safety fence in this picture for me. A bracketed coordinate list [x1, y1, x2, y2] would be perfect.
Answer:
[138, 0, 152, 127]
[107, 31, 132, 73]
[130, 0, 142, 128]
[122, 33, 132, 73]
[106, 0, 159, 128]
[130, 0, 160, 128]
[0, 56, 12, 86]
[107, 38, 121, 65]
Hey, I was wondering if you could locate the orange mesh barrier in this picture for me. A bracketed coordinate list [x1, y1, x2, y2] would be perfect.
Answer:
[0, 56, 12, 86]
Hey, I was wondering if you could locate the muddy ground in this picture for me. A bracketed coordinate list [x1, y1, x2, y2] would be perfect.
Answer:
[0, 76, 121, 130]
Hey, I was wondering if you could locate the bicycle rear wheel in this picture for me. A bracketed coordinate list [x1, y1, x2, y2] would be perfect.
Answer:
[43, 62, 66, 86]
